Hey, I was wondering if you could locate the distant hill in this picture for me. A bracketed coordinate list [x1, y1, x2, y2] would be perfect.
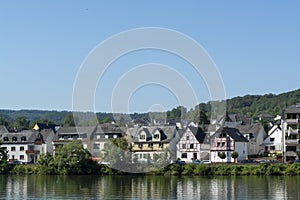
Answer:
[0, 88, 300, 126]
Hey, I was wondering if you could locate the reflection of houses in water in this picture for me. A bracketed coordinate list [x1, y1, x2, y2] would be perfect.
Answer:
[5, 176, 28, 199]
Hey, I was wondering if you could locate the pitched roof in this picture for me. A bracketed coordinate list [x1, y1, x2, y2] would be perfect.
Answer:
[187, 126, 209, 144]
[212, 127, 248, 142]
[236, 123, 263, 134]
[132, 126, 177, 143]
[284, 103, 300, 114]
[1, 130, 43, 144]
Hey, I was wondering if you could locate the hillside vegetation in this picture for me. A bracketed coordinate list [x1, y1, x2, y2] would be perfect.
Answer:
[0, 88, 299, 128]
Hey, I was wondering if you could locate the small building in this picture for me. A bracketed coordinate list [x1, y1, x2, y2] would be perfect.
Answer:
[210, 127, 248, 163]
[176, 126, 210, 163]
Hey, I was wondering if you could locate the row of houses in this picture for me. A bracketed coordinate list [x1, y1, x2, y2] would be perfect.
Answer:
[1, 103, 300, 164]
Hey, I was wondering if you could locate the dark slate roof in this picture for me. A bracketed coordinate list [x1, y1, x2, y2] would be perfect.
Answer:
[0, 126, 8, 133]
[188, 126, 209, 144]
[133, 126, 177, 143]
[212, 127, 248, 142]
[35, 123, 59, 132]
[236, 124, 263, 135]
[54, 126, 96, 141]
[1, 130, 43, 144]
[228, 114, 253, 125]
[284, 103, 300, 114]
[257, 113, 274, 119]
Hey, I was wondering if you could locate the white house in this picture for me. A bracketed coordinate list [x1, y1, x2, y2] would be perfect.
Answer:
[210, 127, 248, 163]
[260, 124, 282, 155]
[176, 126, 210, 163]
[1, 130, 46, 163]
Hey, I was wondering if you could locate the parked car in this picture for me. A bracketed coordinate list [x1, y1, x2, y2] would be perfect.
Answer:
[239, 159, 257, 164]
[200, 160, 211, 164]
[173, 160, 186, 165]
[192, 159, 201, 164]
[9, 160, 22, 165]
[267, 159, 280, 163]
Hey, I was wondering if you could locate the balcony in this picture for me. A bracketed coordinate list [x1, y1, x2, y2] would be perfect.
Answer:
[25, 150, 40, 154]
[286, 119, 300, 124]
[211, 146, 234, 151]
[285, 139, 300, 145]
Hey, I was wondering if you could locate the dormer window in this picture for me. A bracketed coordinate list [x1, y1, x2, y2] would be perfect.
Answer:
[12, 137, 17, 142]
[140, 134, 145, 140]
[21, 136, 26, 141]
[154, 134, 159, 139]
[3, 137, 9, 141]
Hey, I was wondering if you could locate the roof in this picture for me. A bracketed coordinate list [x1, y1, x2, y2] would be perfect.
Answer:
[257, 113, 274, 118]
[54, 126, 96, 141]
[236, 123, 263, 135]
[0, 125, 8, 133]
[212, 127, 248, 142]
[132, 126, 177, 143]
[34, 123, 59, 132]
[1, 130, 43, 144]
[187, 126, 209, 144]
[284, 103, 300, 114]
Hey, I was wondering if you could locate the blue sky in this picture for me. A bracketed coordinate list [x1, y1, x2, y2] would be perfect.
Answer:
[0, 1, 299, 113]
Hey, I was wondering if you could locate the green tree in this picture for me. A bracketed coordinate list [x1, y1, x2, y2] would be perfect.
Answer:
[219, 152, 226, 163]
[0, 117, 10, 127]
[102, 137, 131, 167]
[0, 141, 9, 174]
[14, 116, 30, 130]
[231, 151, 239, 163]
[54, 141, 100, 175]
[63, 114, 78, 127]
[37, 153, 55, 174]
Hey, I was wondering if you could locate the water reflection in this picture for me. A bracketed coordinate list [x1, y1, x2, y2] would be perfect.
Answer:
[0, 175, 300, 199]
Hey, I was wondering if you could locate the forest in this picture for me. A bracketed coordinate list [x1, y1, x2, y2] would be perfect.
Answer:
[0, 88, 299, 129]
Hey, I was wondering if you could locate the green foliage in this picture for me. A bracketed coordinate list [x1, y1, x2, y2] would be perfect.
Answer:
[63, 114, 77, 127]
[219, 152, 226, 160]
[14, 116, 30, 130]
[194, 164, 212, 176]
[101, 138, 131, 168]
[231, 152, 239, 163]
[0, 141, 9, 174]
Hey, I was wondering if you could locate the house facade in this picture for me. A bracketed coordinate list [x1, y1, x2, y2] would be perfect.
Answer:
[210, 127, 248, 163]
[282, 103, 300, 161]
[1, 130, 46, 163]
[52, 126, 96, 154]
[131, 126, 180, 163]
[176, 126, 210, 163]
[90, 123, 125, 159]
[260, 124, 282, 155]
[236, 123, 267, 155]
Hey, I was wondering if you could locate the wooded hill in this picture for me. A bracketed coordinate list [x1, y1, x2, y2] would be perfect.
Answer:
[0, 88, 299, 128]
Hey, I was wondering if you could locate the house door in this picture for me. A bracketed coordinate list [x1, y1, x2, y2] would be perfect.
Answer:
[193, 153, 197, 160]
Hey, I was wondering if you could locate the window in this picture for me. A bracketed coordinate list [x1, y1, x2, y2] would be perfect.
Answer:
[270, 138, 275, 142]
[12, 137, 17, 142]
[186, 136, 190, 140]
[190, 144, 194, 149]
[21, 136, 26, 141]
[140, 134, 146, 140]
[217, 142, 220, 147]
[270, 146, 275, 150]
[222, 142, 225, 147]
[181, 153, 187, 158]
[159, 143, 164, 148]
[3, 137, 9, 142]
[140, 154, 142, 159]
[11, 147, 16, 151]
[154, 134, 160, 139]
[148, 143, 153, 148]
[19, 155, 24, 160]
[138, 143, 143, 148]
[93, 144, 100, 150]
[182, 144, 186, 149]
[20, 146, 24, 151]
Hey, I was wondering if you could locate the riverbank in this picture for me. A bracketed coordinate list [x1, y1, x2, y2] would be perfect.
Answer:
[4, 163, 300, 176]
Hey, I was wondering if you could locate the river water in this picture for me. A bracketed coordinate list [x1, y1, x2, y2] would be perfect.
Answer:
[0, 175, 299, 199]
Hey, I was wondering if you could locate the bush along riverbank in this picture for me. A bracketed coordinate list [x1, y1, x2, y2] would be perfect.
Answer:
[5, 163, 300, 176]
